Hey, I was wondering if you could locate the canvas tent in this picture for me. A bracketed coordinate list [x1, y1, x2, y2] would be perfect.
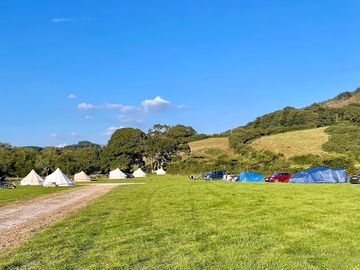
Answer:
[237, 172, 263, 182]
[133, 168, 147, 178]
[109, 168, 127, 179]
[156, 168, 166, 175]
[74, 171, 91, 182]
[44, 168, 75, 187]
[289, 166, 349, 184]
[21, 170, 44, 186]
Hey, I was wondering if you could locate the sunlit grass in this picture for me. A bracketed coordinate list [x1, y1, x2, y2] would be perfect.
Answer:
[0, 186, 74, 206]
[1, 175, 360, 269]
[251, 127, 329, 157]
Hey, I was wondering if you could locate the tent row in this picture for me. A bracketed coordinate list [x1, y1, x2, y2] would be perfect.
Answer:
[224, 167, 350, 183]
[21, 169, 76, 186]
[108, 168, 166, 179]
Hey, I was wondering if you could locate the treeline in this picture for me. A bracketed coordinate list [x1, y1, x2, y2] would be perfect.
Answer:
[0, 125, 205, 178]
[167, 144, 356, 176]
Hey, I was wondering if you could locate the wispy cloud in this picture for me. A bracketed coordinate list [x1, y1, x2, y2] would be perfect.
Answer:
[104, 103, 139, 112]
[78, 103, 94, 110]
[78, 96, 185, 133]
[51, 17, 92, 24]
[177, 104, 187, 109]
[68, 94, 77, 99]
[51, 18, 74, 23]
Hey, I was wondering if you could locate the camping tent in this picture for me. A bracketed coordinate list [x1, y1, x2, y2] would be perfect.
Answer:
[289, 166, 348, 183]
[109, 168, 127, 179]
[21, 170, 44, 186]
[237, 172, 263, 182]
[156, 168, 166, 175]
[44, 168, 75, 186]
[333, 168, 350, 183]
[74, 171, 91, 182]
[133, 168, 147, 178]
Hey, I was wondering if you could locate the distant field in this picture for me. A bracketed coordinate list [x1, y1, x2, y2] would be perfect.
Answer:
[251, 127, 329, 157]
[2, 176, 360, 269]
[189, 137, 230, 154]
[0, 186, 73, 206]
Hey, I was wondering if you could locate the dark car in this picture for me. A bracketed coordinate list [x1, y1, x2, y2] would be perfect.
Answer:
[203, 171, 225, 180]
[0, 179, 16, 189]
[350, 173, 360, 184]
[265, 172, 292, 183]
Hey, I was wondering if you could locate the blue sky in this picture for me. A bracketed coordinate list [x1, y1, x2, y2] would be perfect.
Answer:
[1, 1, 360, 146]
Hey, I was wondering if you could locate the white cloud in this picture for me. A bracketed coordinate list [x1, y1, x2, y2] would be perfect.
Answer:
[51, 18, 74, 23]
[102, 126, 124, 136]
[142, 96, 171, 112]
[119, 115, 144, 125]
[104, 103, 138, 112]
[50, 133, 59, 138]
[84, 115, 94, 120]
[56, 143, 68, 148]
[71, 132, 78, 137]
[177, 104, 187, 109]
[78, 103, 94, 110]
[68, 94, 77, 99]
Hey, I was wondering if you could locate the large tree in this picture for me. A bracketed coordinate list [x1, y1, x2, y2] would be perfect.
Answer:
[101, 128, 147, 171]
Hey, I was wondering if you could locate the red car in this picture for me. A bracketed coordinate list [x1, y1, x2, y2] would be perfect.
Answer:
[265, 172, 292, 183]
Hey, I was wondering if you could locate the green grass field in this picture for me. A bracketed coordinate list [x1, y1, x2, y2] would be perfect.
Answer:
[251, 127, 329, 157]
[2, 175, 360, 269]
[0, 186, 74, 207]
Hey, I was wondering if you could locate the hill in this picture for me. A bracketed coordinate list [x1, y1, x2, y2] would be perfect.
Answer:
[189, 137, 231, 155]
[170, 87, 360, 175]
[324, 88, 360, 108]
[250, 127, 329, 157]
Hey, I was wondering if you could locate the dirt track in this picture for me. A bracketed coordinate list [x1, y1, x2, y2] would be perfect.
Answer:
[0, 184, 130, 252]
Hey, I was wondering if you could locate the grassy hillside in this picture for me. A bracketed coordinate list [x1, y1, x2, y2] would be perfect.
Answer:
[3, 176, 360, 269]
[189, 137, 231, 155]
[324, 88, 360, 108]
[250, 127, 329, 157]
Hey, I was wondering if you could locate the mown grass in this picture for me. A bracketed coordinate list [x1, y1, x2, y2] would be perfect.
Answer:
[251, 127, 329, 157]
[0, 186, 74, 207]
[1, 175, 360, 269]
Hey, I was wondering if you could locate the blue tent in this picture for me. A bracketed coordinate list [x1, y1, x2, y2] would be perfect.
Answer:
[333, 168, 350, 183]
[237, 172, 263, 182]
[290, 166, 349, 183]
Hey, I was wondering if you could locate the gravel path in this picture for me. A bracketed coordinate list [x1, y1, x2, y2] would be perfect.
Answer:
[0, 183, 134, 252]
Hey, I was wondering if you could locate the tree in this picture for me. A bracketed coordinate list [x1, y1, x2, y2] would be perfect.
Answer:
[101, 128, 147, 171]
[13, 148, 38, 177]
[35, 147, 61, 176]
[0, 143, 15, 179]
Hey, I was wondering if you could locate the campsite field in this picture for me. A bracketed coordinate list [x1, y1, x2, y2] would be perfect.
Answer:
[0, 186, 73, 206]
[2, 176, 360, 269]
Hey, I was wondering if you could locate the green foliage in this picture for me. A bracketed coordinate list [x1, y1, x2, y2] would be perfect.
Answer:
[101, 128, 147, 171]
[323, 124, 360, 160]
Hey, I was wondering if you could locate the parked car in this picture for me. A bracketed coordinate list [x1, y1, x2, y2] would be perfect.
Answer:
[265, 172, 292, 183]
[350, 173, 360, 184]
[203, 171, 225, 180]
[0, 179, 16, 189]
